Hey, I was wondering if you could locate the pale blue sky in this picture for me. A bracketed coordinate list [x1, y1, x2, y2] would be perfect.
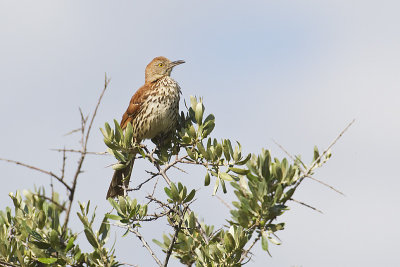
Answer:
[1, 1, 399, 266]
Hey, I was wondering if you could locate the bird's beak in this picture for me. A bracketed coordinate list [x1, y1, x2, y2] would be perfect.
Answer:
[169, 60, 185, 68]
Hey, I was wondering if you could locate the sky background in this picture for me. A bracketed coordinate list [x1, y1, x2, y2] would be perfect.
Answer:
[1, 0, 399, 266]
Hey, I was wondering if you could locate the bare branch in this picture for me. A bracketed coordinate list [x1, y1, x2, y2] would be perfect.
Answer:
[51, 148, 108, 155]
[0, 157, 72, 191]
[306, 175, 345, 196]
[273, 139, 345, 196]
[272, 139, 306, 172]
[0, 259, 20, 267]
[128, 227, 163, 267]
[61, 147, 66, 180]
[128, 173, 158, 192]
[63, 128, 82, 136]
[309, 119, 355, 172]
[240, 231, 262, 263]
[33, 193, 66, 211]
[163, 207, 187, 267]
[119, 263, 139, 267]
[213, 194, 232, 210]
[171, 164, 188, 174]
[63, 75, 110, 230]
[143, 147, 172, 186]
[290, 198, 323, 214]
[293, 119, 355, 191]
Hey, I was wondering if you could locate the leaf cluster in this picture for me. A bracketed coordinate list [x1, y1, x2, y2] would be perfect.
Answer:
[0, 189, 119, 267]
[100, 96, 334, 266]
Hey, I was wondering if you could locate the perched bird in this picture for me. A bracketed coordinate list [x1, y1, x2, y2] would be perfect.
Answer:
[106, 56, 185, 199]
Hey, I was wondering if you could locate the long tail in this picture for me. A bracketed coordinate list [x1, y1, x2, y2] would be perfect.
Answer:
[106, 158, 135, 199]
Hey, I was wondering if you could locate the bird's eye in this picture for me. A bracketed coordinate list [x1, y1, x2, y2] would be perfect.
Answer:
[158, 63, 164, 67]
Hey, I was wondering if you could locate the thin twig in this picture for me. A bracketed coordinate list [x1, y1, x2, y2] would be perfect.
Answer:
[171, 164, 188, 174]
[63, 128, 81, 136]
[0, 260, 20, 267]
[120, 263, 139, 267]
[146, 152, 211, 245]
[272, 139, 306, 172]
[240, 231, 262, 262]
[151, 177, 160, 197]
[128, 173, 158, 192]
[63, 75, 110, 230]
[0, 157, 72, 191]
[213, 194, 232, 209]
[61, 147, 66, 180]
[290, 198, 323, 214]
[163, 206, 187, 267]
[294, 119, 355, 191]
[51, 148, 108, 155]
[309, 119, 355, 174]
[128, 227, 163, 267]
[33, 193, 66, 211]
[306, 175, 345, 196]
[273, 139, 345, 196]
[144, 148, 172, 186]
[111, 223, 163, 266]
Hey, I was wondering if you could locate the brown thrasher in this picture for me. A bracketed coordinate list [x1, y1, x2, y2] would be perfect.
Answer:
[106, 56, 185, 199]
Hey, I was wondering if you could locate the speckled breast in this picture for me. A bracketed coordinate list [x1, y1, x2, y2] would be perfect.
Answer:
[133, 76, 181, 140]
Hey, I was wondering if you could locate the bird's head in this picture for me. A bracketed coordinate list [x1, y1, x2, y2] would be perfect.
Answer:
[145, 56, 185, 83]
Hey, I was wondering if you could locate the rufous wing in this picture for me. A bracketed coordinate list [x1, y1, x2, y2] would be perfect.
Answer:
[119, 85, 150, 130]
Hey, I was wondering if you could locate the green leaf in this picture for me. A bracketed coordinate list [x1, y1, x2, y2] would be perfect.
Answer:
[186, 147, 196, 160]
[114, 119, 122, 143]
[228, 167, 249, 175]
[118, 196, 127, 214]
[261, 151, 271, 180]
[112, 163, 127, 171]
[170, 183, 180, 202]
[197, 142, 209, 160]
[104, 138, 118, 149]
[31, 241, 51, 249]
[204, 114, 215, 124]
[38, 258, 58, 264]
[221, 179, 227, 193]
[274, 184, 283, 203]
[84, 228, 99, 248]
[195, 102, 204, 125]
[219, 172, 233, 182]
[202, 121, 215, 137]
[189, 212, 196, 229]
[164, 187, 172, 198]
[190, 96, 198, 110]
[236, 153, 251, 165]
[110, 149, 126, 162]
[215, 143, 223, 158]
[108, 198, 122, 214]
[224, 232, 236, 251]
[105, 214, 123, 221]
[204, 172, 210, 186]
[38, 210, 46, 229]
[261, 234, 269, 251]
[237, 211, 249, 227]
[153, 239, 168, 249]
[124, 122, 133, 147]
[181, 135, 191, 144]
[223, 140, 231, 161]
[313, 145, 320, 163]
[65, 236, 75, 252]
[281, 188, 295, 202]
[105, 122, 112, 135]
[184, 189, 196, 203]
[188, 125, 197, 138]
[213, 178, 220, 195]
[100, 127, 109, 139]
